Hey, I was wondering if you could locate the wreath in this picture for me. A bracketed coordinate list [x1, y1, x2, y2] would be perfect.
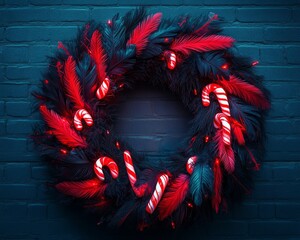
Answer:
[33, 8, 270, 230]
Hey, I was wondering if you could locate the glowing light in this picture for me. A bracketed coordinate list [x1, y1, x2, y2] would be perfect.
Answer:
[252, 60, 259, 66]
[44, 79, 49, 84]
[171, 221, 176, 229]
[106, 130, 110, 135]
[107, 19, 112, 26]
[119, 83, 124, 88]
[215, 158, 220, 165]
[187, 202, 193, 208]
[204, 135, 209, 143]
[164, 37, 169, 43]
[193, 89, 198, 96]
[116, 141, 120, 149]
[221, 63, 229, 70]
[60, 149, 67, 154]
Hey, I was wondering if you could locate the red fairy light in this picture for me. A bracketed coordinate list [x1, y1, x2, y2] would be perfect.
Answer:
[204, 135, 209, 143]
[190, 135, 196, 144]
[106, 130, 110, 135]
[215, 158, 220, 165]
[221, 63, 229, 70]
[164, 37, 169, 43]
[187, 202, 193, 208]
[116, 141, 120, 149]
[60, 149, 67, 154]
[252, 60, 259, 66]
[44, 79, 49, 84]
[107, 19, 112, 26]
[171, 221, 176, 229]
[193, 89, 198, 96]
[119, 83, 124, 88]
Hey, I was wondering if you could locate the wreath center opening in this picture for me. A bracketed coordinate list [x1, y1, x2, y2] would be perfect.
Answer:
[114, 84, 192, 157]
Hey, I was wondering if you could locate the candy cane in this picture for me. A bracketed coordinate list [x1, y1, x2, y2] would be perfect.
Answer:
[146, 174, 169, 214]
[73, 109, 93, 131]
[214, 113, 231, 145]
[186, 156, 197, 174]
[94, 157, 119, 181]
[202, 84, 231, 117]
[123, 151, 146, 197]
[96, 77, 110, 100]
[164, 50, 177, 70]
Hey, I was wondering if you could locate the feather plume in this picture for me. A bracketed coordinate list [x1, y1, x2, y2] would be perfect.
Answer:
[219, 75, 270, 109]
[64, 56, 85, 109]
[170, 34, 234, 56]
[212, 159, 222, 213]
[90, 30, 107, 82]
[40, 105, 87, 148]
[56, 178, 106, 198]
[158, 174, 190, 220]
[231, 118, 246, 145]
[214, 129, 235, 173]
[127, 13, 162, 55]
[190, 164, 213, 206]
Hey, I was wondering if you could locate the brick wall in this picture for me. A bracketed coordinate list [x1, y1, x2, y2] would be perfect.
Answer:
[0, 0, 299, 239]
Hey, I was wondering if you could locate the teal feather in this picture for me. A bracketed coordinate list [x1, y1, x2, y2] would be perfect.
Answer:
[190, 163, 213, 206]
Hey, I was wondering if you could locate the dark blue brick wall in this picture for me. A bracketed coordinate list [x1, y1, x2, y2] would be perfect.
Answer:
[0, 1, 300, 239]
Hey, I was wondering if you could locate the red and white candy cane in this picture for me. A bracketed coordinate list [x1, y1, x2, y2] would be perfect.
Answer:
[186, 156, 197, 174]
[214, 113, 231, 145]
[146, 174, 169, 214]
[96, 77, 110, 100]
[73, 109, 93, 131]
[164, 50, 177, 70]
[123, 151, 147, 197]
[94, 157, 119, 181]
[202, 84, 231, 117]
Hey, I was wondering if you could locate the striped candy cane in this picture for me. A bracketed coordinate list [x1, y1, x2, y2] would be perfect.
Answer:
[186, 156, 197, 174]
[94, 157, 119, 181]
[73, 109, 93, 131]
[164, 50, 177, 70]
[123, 151, 147, 197]
[146, 174, 169, 214]
[202, 84, 231, 117]
[96, 77, 110, 100]
[214, 113, 231, 145]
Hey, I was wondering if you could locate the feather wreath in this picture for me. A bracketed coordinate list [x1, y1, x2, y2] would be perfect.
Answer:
[33, 7, 270, 230]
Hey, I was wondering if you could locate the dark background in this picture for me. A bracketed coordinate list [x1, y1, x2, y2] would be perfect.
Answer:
[0, 0, 300, 239]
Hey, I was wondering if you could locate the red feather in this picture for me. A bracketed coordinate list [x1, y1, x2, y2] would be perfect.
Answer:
[40, 105, 87, 148]
[231, 118, 246, 145]
[64, 56, 85, 109]
[214, 129, 235, 173]
[170, 34, 234, 56]
[90, 30, 107, 82]
[212, 158, 222, 213]
[158, 174, 189, 220]
[219, 75, 270, 109]
[56, 178, 106, 198]
[127, 13, 162, 55]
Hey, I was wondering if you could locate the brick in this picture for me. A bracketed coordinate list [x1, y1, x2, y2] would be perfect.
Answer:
[223, 27, 264, 42]
[0, 8, 89, 24]
[202, 0, 299, 5]
[152, 100, 192, 117]
[28, 203, 47, 219]
[266, 120, 294, 135]
[205, 221, 248, 236]
[292, 8, 300, 22]
[30, 0, 62, 5]
[232, 203, 258, 219]
[0, 138, 27, 157]
[253, 163, 273, 181]
[5, 26, 77, 43]
[118, 0, 181, 5]
[28, 45, 49, 63]
[63, 0, 117, 5]
[286, 46, 300, 64]
[286, 101, 300, 117]
[7, 120, 35, 134]
[0, 220, 30, 236]
[115, 100, 153, 118]
[0, 120, 4, 136]
[237, 8, 291, 22]
[267, 136, 299, 153]
[249, 221, 300, 236]
[258, 203, 275, 219]
[0, 101, 4, 116]
[266, 83, 300, 99]
[0, 184, 36, 200]
[256, 66, 300, 81]
[31, 165, 50, 180]
[125, 136, 161, 152]
[265, 27, 300, 42]
[0, 203, 27, 220]
[1, 45, 28, 63]
[6, 101, 31, 117]
[276, 203, 300, 219]
[4, 0, 29, 6]
[4, 163, 31, 182]
[237, 45, 259, 60]
[0, 84, 28, 98]
[273, 164, 297, 181]
[6, 65, 44, 82]
[260, 46, 285, 64]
